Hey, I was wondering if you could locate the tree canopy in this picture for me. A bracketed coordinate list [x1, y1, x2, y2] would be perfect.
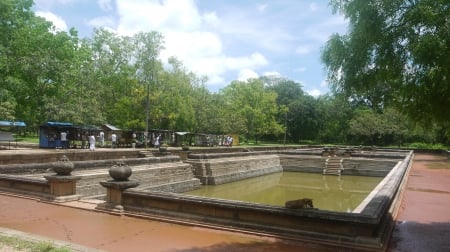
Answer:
[0, 0, 448, 147]
[322, 0, 450, 128]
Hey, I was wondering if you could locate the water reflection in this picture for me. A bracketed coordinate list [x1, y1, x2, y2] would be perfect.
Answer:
[184, 172, 382, 212]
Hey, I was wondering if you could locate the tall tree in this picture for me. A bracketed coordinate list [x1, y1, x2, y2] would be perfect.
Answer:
[221, 79, 283, 143]
[158, 56, 197, 131]
[1, 0, 83, 127]
[89, 29, 136, 126]
[322, 0, 450, 128]
[264, 77, 303, 143]
[315, 94, 353, 144]
[133, 31, 164, 133]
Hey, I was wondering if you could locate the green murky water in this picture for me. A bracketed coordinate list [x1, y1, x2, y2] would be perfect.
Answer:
[184, 172, 383, 212]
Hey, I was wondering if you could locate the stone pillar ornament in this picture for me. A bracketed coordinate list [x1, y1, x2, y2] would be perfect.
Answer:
[97, 160, 139, 212]
[44, 155, 81, 202]
[52, 155, 74, 175]
[109, 161, 132, 181]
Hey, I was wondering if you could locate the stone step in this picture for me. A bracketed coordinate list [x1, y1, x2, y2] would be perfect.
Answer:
[323, 157, 343, 176]
[139, 150, 154, 157]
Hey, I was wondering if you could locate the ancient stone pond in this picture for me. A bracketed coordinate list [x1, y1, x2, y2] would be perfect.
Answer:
[184, 171, 383, 212]
[0, 146, 413, 251]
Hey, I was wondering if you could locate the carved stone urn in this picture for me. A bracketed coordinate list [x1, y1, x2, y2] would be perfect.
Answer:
[109, 161, 132, 181]
[53, 155, 74, 176]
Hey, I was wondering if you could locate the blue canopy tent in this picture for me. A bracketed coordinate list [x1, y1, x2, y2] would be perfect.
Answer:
[39, 122, 74, 148]
[0, 120, 26, 149]
[0, 120, 27, 127]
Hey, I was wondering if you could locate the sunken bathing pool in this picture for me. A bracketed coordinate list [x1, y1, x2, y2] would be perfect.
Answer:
[121, 148, 413, 251]
[0, 147, 414, 251]
[184, 172, 383, 212]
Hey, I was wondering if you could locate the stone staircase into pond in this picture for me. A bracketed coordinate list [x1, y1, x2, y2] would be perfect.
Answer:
[139, 150, 154, 158]
[323, 156, 343, 175]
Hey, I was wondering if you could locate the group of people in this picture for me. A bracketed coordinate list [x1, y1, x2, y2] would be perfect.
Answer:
[89, 132, 117, 150]
[75, 132, 99, 151]
[58, 131, 114, 151]
[223, 135, 233, 147]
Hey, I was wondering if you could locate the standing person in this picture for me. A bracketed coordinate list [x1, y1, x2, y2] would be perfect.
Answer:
[99, 131, 105, 147]
[229, 136, 233, 147]
[154, 134, 160, 148]
[60, 131, 68, 149]
[89, 135, 96, 151]
[111, 133, 117, 148]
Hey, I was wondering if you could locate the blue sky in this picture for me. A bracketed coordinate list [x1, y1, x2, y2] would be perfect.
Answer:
[33, 0, 348, 95]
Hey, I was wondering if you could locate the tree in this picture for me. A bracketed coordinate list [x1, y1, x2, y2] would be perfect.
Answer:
[221, 79, 283, 143]
[315, 94, 353, 144]
[1, 0, 84, 127]
[133, 31, 164, 134]
[158, 56, 197, 131]
[322, 0, 450, 128]
[347, 107, 410, 146]
[264, 76, 302, 143]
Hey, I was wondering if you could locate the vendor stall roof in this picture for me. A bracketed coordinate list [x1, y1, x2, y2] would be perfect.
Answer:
[42, 122, 73, 127]
[103, 124, 121, 131]
[175, 132, 191, 136]
[0, 120, 26, 127]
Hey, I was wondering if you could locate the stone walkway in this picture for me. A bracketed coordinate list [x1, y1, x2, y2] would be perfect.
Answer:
[0, 153, 449, 251]
[387, 153, 450, 252]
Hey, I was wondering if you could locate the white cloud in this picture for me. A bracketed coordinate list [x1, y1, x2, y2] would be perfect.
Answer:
[86, 16, 115, 29]
[224, 53, 268, 70]
[263, 71, 281, 77]
[238, 69, 259, 81]
[35, 11, 68, 32]
[32, 0, 345, 92]
[307, 89, 322, 97]
[304, 15, 348, 43]
[202, 12, 220, 27]
[116, 0, 202, 34]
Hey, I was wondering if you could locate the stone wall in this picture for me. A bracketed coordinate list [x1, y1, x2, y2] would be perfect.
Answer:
[113, 150, 414, 251]
[0, 149, 141, 165]
[186, 153, 282, 185]
[279, 153, 402, 176]
[3, 155, 201, 198]
[0, 174, 50, 197]
[280, 154, 325, 172]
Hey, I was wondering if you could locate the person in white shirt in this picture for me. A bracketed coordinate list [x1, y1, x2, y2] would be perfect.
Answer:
[60, 131, 68, 149]
[111, 133, 117, 148]
[89, 135, 96, 151]
[99, 131, 105, 147]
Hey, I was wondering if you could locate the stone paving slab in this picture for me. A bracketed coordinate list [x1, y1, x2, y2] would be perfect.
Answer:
[388, 153, 450, 252]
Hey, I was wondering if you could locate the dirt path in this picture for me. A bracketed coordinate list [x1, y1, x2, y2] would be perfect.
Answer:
[388, 153, 450, 252]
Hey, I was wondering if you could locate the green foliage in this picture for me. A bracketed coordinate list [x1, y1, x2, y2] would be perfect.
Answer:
[0, 234, 71, 252]
[406, 142, 448, 150]
[323, 0, 450, 127]
[0, 0, 448, 148]
[347, 108, 411, 146]
[221, 79, 283, 143]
